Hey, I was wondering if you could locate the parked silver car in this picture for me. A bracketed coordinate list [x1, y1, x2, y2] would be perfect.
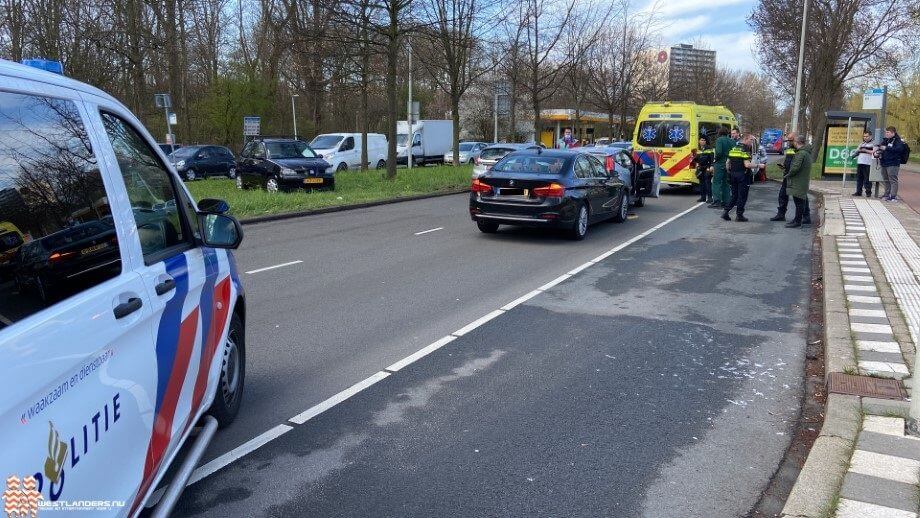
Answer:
[472, 143, 541, 177]
[444, 141, 489, 165]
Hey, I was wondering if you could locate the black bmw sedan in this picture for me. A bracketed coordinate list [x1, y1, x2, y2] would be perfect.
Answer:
[469, 149, 629, 240]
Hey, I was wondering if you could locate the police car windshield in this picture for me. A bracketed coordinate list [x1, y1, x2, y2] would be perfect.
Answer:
[492, 155, 572, 175]
[266, 141, 317, 159]
[637, 121, 690, 148]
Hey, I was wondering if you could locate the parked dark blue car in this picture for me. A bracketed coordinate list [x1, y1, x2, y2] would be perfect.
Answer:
[469, 149, 629, 240]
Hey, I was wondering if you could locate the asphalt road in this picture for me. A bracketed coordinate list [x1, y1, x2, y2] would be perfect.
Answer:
[164, 181, 814, 517]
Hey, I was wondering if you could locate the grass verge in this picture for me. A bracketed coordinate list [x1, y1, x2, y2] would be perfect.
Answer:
[185, 165, 473, 219]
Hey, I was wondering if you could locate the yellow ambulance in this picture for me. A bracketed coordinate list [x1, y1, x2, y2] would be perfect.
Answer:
[632, 102, 738, 187]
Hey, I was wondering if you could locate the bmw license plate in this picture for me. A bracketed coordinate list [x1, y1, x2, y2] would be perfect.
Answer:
[303, 178, 324, 184]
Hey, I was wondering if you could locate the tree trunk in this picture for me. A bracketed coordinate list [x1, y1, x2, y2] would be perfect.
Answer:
[452, 86, 461, 166]
[385, 26, 399, 179]
[360, 53, 369, 171]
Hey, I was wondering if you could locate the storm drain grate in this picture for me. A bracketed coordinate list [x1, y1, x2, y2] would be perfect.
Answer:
[827, 372, 906, 400]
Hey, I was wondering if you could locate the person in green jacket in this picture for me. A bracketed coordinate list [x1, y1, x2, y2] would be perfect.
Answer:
[709, 127, 737, 208]
[784, 135, 813, 228]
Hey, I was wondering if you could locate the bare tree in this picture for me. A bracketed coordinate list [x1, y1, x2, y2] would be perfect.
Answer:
[751, 0, 917, 150]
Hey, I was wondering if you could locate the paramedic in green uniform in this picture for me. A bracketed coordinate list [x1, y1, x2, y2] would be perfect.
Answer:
[709, 127, 736, 208]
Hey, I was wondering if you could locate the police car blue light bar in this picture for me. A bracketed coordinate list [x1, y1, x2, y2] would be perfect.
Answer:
[20, 58, 64, 75]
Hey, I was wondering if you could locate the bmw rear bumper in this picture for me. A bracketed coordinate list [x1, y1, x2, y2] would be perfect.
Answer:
[469, 196, 578, 228]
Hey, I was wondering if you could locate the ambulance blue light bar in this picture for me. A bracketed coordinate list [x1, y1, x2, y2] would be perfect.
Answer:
[21, 59, 64, 75]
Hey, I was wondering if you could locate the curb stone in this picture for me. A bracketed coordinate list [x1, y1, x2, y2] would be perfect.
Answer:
[781, 190, 860, 518]
[238, 188, 470, 225]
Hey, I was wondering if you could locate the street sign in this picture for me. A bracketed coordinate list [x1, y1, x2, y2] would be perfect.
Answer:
[168, 112, 177, 125]
[154, 93, 172, 109]
[496, 94, 511, 116]
[243, 116, 261, 137]
[863, 88, 884, 110]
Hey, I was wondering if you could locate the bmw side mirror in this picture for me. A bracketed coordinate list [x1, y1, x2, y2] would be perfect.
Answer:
[199, 213, 243, 249]
[197, 198, 230, 214]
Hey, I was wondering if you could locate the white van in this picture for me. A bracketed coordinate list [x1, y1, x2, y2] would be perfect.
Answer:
[310, 132, 388, 172]
[0, 59, 247, 517]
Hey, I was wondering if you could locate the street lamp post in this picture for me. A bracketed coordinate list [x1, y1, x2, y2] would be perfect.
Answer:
[407, 37, 414, 170]
[791, 0, 810, 134]
[291, 94, 299, 140]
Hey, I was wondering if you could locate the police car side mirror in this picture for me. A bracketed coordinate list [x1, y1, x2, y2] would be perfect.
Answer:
[198, 198, 230, 214]
[199, 213, 243, 249]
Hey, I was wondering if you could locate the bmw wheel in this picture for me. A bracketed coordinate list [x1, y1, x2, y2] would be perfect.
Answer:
[477, 221, 499, 234]
[209, 312, 245, 427]
[613, 191, 629, 223]
[265, 177, 279, 193]
[569, 204, 589, 240]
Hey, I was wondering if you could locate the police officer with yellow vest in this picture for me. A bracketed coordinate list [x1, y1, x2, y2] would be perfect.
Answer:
[771, 132, 811, 224]
[693, 136, 715, 203]
[721, 134, 755, 222]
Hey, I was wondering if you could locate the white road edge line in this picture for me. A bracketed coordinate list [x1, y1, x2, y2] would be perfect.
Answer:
[387, 336, 457, 372]
[452, 309, 505, 336]
[166, 199, 707, 492]
[144, 423, 294, 507]
[245, 260, 303, 275]
[501, 289, 544, 311]
[289, 371, 391, 425]
[414, 227, 444, 236]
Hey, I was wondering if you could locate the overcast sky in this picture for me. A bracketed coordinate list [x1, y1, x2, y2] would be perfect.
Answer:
[646, 0, 759, 72]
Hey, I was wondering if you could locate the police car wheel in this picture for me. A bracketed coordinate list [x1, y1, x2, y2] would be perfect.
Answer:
[210, 312, 245, 427]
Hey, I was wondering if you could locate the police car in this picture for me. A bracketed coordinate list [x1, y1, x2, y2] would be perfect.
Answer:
[0, 59, 247, 516]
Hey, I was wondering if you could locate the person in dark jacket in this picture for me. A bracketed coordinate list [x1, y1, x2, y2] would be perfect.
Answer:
[784, 135, 813, 228]
[693, 136, 715, 203]
[876, 126, 906, 201]
[771, 132, 811, 224]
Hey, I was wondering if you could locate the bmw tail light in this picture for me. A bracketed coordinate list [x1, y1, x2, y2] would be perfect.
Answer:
[471, 178, 493, 194]
[533, 183, 565, 197]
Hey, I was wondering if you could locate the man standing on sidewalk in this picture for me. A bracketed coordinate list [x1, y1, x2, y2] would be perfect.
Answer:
[852, 131, 875, 197]
[771, 132, 811, 224]
[877, 126, 907, 201]
[784, 135, 813, 228]
[709, 127, 735, 208]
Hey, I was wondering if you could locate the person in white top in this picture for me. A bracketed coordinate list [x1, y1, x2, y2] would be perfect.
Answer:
[851, 131, 875, 197]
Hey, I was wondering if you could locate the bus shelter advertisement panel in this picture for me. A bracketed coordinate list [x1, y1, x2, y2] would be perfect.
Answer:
[823, 122, 864, 175]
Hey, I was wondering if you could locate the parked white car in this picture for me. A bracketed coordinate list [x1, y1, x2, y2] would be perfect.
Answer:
[311, 132, 388, 172]
[444, 141, 489, 165]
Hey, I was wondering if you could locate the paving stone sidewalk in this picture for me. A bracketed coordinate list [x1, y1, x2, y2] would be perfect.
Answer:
[782, 182, 920, 518]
